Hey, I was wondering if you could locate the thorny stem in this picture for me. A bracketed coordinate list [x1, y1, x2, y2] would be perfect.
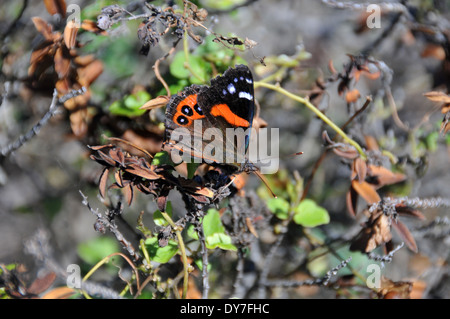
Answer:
[160, 211, 189, 299]
[262, 257, 352, 288]
[1, 87, 87, 157]
[195, 218, 210, 299]
[254, 81, 367, 160]
[258, 172, 303, 298]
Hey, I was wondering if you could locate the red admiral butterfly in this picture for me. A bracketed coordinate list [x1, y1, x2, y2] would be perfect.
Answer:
[163, 64, 255, 171]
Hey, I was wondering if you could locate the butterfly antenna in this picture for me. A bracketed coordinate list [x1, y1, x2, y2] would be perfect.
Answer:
[253, 169, 277, 198]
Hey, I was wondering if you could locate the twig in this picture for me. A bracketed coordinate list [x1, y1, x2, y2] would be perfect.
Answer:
[302, 96, 372, 200]
[255, 81, 367, 160]
[79, 190, 141, 261]
[159, 210, 190, 299]
[368, 242, 404, 267]
[0, 0, 28, 42]
[195, 217, 210, 299]
[257, 227, 285, 298]
[262, 257, 352, 288]
[321, 0, 409, 14]
[24, 228, 124, 299]
[369, 196, 450, 215]
[1, 87, 87, 157]
[152, 38, 182, 96]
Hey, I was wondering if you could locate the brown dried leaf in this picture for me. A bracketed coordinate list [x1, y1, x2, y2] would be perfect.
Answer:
[423, 91, 450, 104]
[421, 44, 446, 60]
[395, 204, 425, 220]
[410, 280, 426, 299]
[109, 148, 125, 166]
[391, 219, 418, 253]
[68, 108, 90, 137]
[32, 17, 55, 41]
[123, 184, 134, 206]
[99, 167, 110, 198]
[27, 272, 56, 295]
[332, 147, 359, 159]
[54, 47, 71, 79]
[350, 212, 392, 253]
[28, 43, 53, 75]
[246, 217, 259, 238]
[140, 96, 170, 110]
[81, 19, 108, 35]
[74, 54, 96, 66]
[44, 0, 67, 17]
[345, 89, 361, 103]
[364, 135, 379, 151]
[126, 163, 160, 180]
[346, 187, 358, 218]
[77, 59, 103, 87]
[157, 195, 168, 212]
[64, 20, 79, 49]
[114, 170, 123, 188]
[328, 59, 337, 75]
[41, 286, 76, 299]
[367, 165, 406, 188]
[195, 187, 214, 198]
[353, 157, 367, 183]
[440, 113, 450, 134]
[378, 277, 412, 299]
[351, 180, 381, 204]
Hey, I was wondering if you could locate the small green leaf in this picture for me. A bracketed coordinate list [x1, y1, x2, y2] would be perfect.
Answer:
[109, 90, 150, 117]
[187, 223, 198, 240]
[202, 209, 236, 251]
[151, 151, 171, 166]
[77, 237, 120, 265]
[194, 259, 212, 272]
[293, 199, 330, 228]
[187, 162, 199, 179]
[169, 51, 208, 84]
[144, 237, 179, 263]
[267, 197, 290, 220]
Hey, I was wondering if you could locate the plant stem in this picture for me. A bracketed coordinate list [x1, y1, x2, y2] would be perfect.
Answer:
[160, 211, 189, 299]
[254, 81, 367, 160]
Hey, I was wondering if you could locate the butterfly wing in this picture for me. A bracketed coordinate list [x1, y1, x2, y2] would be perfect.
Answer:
[197, 65, 255, 164]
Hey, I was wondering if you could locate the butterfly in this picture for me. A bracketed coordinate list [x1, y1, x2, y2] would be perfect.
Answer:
[163, 64, 256, 173]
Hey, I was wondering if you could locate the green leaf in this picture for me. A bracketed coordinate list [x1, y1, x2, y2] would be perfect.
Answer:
[187, 223, 198, 240]
[144, 237, 179, 263]
[194, 258, 212, 272]
[202, 209, 236, 251]
[293, 199, 330, 228]
[151, 151, 171, 166]
[187, 162, 199, 179]
[109, 90, 150, 117]
[77, 236, 120, 265]
[169, 51, 208, 84]
[267, 197, 290, 220]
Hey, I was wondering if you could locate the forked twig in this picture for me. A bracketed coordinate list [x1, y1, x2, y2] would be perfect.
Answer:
[1, 87, 87, 157]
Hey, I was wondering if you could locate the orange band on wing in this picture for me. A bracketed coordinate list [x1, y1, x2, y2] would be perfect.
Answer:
[211, 104, 250, 127]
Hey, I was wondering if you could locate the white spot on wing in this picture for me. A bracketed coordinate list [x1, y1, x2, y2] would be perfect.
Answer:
[228, 83, 236, 94]
[245, 78, 253, 84]
[239, 91, 253, 100]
